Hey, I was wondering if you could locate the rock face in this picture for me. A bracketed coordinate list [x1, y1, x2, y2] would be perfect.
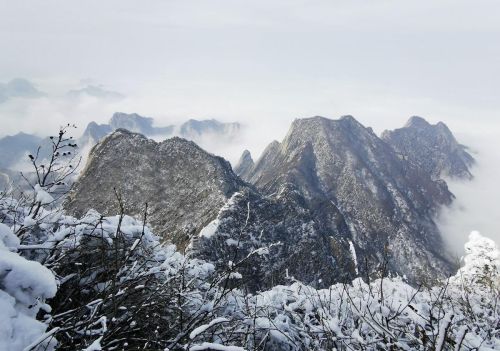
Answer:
[64, 115, 470, 289]
[381, 116, 475, 180]
[78, 113, 241, 149]
[191, 189, 356, 291]
[241, 116, 455, 281]
[179, 119, 241, 140]
[79, 122, 113, 146]
[66, 129, 357, 290]
[109, 112, 174, 136]
[233, 150, 254, 179]
[65, 129, 243, 247]
[0, 113, 242, 172]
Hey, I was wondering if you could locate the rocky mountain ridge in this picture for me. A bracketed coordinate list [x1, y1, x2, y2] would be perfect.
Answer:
[0, 113, 242, 191]
[381, 116, 475, 180]
[65, 129, 243, 248]
[65, 115, 473, 289]
[240, 116, 456, 282]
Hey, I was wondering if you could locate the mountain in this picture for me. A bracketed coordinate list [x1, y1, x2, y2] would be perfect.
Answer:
[381, 116, 475, 180]
[190, 188, 357, 291]
[65, 116, 461, 288]
[78, 112, 174, 147]
[79, 113, 240, 148]
[78, 122, 113, 146]
[0, 132, 42, 170]
[0, 112, 242, 171]
[179, 119, 241, 140]
[233, 150, 254, 179]
[109, 112, 174, 135]
[0, 78, 46, 103]
[241, 116, 455, 281]
[64, 129, 355, 290]
[65, 129, 243, 247]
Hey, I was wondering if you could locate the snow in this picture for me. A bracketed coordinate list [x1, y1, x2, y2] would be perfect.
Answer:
[348, 240, 358, 275]
[34, 184, 54, 205]
[0, 224, 57, 351]
[228, 271, 242, 279]
[189, 317, 229, 339]
[199, 219, 220, 238]
[451, 230, 500, 285]
[83, 336, 103, 351]
[0, 223, 20, 249]
[225, 238, 239, 246]
[23, 216, 37, 227]
[1, 186, 499, 351]
[189, 342, 245, 351]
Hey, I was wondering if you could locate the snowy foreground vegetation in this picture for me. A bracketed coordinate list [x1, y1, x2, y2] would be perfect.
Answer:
[0, 191, 499, 351]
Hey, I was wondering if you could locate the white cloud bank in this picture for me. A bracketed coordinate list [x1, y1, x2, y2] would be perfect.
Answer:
[438, 132, 500, 257]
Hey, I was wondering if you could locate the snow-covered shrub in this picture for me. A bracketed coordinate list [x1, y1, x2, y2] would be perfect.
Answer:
[0, 223, 57, 351]
[183, 231, 500, 351]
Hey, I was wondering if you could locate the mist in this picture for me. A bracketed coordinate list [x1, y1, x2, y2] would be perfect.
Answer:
[437, 131, 500, 257]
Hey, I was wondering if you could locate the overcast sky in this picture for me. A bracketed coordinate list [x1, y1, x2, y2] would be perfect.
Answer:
[1, 0, 499, 248]
[1, 0, 499, 140]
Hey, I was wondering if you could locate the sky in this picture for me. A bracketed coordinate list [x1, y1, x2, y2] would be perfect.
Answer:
[0, 0, 499, 250]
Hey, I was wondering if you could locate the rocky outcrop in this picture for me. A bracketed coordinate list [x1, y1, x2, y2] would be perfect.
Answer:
[381, 116, 475, 180]
[234, 150, 254, 179]
[179, 119, 241, 140]
[65, 129, 356, 290]
[65, 129, 243, 247]
[191, 189, 356, 291]
[242, 116, 455, 282]
[64, 115, 469, 288]
[109, 112, 174, 136]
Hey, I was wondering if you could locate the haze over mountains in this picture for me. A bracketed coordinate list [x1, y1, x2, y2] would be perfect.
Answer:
[0, 111, 477, 288]
[0, 112, 242, 188]
[61, 114, 474, 289]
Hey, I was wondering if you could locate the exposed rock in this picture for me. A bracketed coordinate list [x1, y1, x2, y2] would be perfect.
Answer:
[65, 129, 355, 290]
[179, 119, 241, 140]
[65, 129, 243, 248]
[79, 122, 112, 146]
[109, 112, 174, 136]
[64, 115, 466, 288]
[191, 189, 356, 291]
[382, 116, 475, 180]
[243, 116, 455, 282]
[234, 150, 254, 179]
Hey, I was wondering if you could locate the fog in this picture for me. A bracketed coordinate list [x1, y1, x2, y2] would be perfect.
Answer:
[437, 132, 500, 257]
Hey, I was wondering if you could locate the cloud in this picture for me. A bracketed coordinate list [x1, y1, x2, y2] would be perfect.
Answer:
[437, 132, 500, 257]
[0, 78, 46, 103]
[67, 85, 124, 100]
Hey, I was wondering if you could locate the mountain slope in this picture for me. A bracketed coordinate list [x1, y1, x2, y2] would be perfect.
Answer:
[65, 129, 355, 290]
[381, 116, 475, 180]
[65, 129, 243, 247]
[234, 150, 254, 179]
[243, 116, 455, 281]
[179, 119, 241, 140]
